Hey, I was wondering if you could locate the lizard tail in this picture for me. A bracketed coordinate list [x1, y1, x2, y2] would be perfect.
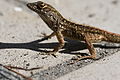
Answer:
[104, 32, 120, 43]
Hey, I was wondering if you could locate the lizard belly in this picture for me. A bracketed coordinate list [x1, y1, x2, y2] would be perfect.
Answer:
[61, 30, 84, 41]
[85, 33, 105, 43]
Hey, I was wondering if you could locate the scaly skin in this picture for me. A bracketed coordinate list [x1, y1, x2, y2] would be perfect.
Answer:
[27, 1, 120, 59]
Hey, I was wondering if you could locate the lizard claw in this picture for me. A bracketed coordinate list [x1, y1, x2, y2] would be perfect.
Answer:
[47, 51, 57, 58]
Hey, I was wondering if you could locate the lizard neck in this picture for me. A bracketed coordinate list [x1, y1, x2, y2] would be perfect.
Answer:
[39, 13, 65, 31]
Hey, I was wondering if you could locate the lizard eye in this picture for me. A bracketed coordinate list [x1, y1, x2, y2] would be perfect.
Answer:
[40, 3, 45, 7]
[37, 1, 45, 8]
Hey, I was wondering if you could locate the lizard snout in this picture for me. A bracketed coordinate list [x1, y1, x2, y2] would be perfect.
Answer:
[27, 3, 38, 11]
[27, 3, 34, 8]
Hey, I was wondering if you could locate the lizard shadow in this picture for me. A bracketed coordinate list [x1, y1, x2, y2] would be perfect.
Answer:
[0, 37, 120, 56]
[60, 38, 120, 56]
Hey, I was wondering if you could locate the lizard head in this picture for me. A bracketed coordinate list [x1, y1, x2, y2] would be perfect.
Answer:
[27, 1, 47, 13]
[27, 1, 60, 16]
[27, 1, 64, 30]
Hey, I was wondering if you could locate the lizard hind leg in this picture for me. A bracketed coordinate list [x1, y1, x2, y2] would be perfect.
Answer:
[81, 35, 96, 59]
[72, 35, 97, 62]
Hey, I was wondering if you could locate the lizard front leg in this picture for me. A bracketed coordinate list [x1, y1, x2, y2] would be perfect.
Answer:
[42, 31, 65, 56]
[40, 32, 56, 42]
[52, 31, 65, 52]
[44, 31, 65, 52]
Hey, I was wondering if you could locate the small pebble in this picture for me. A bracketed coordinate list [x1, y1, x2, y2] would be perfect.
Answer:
[0, 12, 3, 16]
[14, 7, 23, 12]
[88, 14, 95, 18]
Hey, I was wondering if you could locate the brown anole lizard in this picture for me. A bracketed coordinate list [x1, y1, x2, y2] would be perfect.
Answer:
[27, 1, 120, 60]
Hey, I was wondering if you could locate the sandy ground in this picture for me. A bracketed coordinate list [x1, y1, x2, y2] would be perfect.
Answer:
[0, 0, 120, 80]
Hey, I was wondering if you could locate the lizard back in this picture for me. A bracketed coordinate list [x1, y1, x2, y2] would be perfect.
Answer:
[60, 19, 120, 43]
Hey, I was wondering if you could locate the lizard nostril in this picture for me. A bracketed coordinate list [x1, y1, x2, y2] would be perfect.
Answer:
[27, 3, 31, 8]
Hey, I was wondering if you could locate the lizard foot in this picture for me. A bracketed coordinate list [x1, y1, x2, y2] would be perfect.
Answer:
[69, 55, 96, 64]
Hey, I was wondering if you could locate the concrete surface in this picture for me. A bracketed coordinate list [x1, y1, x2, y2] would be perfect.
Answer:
[56, 51, 120, 80]
[0, 0, 120, 80]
